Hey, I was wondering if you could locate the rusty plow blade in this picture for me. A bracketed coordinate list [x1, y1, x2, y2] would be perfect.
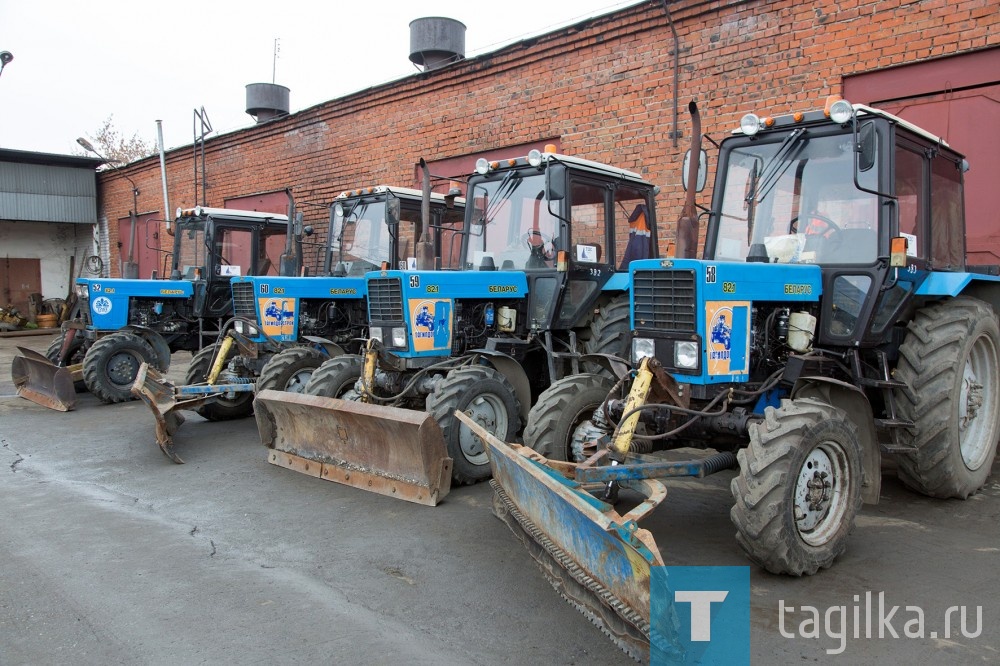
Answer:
[254, 389, 453, 506]
[130, 363, 234, 464]
[455, 410, 683, 662]
[11, 347, 78, 411]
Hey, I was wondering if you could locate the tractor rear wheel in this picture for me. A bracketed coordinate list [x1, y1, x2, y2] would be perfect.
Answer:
[82, 332, 157, 404]
[524, 373, 616, 462]
[583, 294, 631, 359]
[258, 346, 327, 393]
[893, 297, 1000, 499]
[427, 366, 521, 485]
[304, 354, 363, 398]
[185, 343, 255, 421]
[730, 398, 862, 575]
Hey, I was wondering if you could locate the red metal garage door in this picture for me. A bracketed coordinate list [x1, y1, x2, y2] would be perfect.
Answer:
[0, 257, 42, 315]
[845, 48, 1000, 263]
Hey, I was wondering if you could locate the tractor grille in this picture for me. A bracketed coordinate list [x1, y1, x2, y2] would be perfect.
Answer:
[368, 277, 404, 323]
[231, 282, 256, 318]
[632, 268, 697, 333]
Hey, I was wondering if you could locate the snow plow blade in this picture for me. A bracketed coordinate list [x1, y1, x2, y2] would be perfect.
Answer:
[254, 389, 453, 506]
[454, 410, 683, 662]
[11, 347, 78, 412]
[130, 363, 199, 464]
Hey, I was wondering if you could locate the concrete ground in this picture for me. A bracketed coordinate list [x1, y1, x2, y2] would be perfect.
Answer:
[1, 333, 998, 665]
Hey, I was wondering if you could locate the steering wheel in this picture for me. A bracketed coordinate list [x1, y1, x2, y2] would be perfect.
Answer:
[521, 229, 555, 259]
[790, 213, 841, 238]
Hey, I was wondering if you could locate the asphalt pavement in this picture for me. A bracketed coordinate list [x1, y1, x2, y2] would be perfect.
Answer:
[1, 333, 998, 665]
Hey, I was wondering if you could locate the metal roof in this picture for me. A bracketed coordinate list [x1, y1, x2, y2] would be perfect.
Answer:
[0, 149, 102, 224]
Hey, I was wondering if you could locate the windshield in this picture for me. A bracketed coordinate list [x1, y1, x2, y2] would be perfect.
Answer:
[715, 131, 880, 264]
[173, 218, 207, 279]
[467, 172, 556, 270]
[330, 200, 395, 276]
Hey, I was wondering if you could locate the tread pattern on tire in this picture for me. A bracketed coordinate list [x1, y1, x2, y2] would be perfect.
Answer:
[892, 297, 1000, 499]
[185, 343, 254, 421]
[257, 346, 326, 393]
[426, 365, 521, 486]
[583, 294, 631, 359]
[523, 373, 615, 461]
[730, 398, 862, 576]
[82, 332, 156, 404]
[303, 354, 363, 397]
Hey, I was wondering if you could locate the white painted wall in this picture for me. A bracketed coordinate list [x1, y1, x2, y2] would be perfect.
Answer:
[0, 221, 97, 300]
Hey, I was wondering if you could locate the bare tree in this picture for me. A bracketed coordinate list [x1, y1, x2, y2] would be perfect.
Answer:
[79, 115, 154, 164]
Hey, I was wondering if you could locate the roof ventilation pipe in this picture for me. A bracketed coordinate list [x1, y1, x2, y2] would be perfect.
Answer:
[409, 17, 466, 71]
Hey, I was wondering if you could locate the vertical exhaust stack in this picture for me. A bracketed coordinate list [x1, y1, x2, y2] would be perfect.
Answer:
[674, 102, 702, 259]
[409, 17, 466, 71]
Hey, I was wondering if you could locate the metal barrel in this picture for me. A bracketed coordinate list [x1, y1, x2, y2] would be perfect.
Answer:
[11, 347, 77, 411]
[254, 389, 453, 506]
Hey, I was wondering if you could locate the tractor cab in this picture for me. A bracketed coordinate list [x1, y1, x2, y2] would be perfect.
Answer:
[705, 99, 971, 348]
[170, 207, 289, 319]
[463, 147, 658, 331]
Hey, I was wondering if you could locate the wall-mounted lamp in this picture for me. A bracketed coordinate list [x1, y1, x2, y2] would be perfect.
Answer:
[0, 51, 13, 78]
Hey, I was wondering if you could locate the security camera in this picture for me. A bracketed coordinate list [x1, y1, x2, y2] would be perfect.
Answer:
[0, 51, 12, 66]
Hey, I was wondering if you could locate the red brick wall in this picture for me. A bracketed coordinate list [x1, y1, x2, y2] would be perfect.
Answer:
[96, 0, 1000, 276]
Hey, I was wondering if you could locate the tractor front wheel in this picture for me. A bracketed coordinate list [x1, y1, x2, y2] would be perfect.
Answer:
[730, 398, 863, 576]
[524, 373, 616, 462]
[427, 366, 521, 485]
[303, 354, 363, 398]
[82, 332, 157, 404]
[185, 343, 254, 421]
[258, 346, 327, 393]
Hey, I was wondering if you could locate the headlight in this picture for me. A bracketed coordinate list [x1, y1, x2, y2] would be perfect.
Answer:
[829, 99, 854, 124]
[632, 337, 655, 364]
[370, 328, 383, 343]
[75, 284, 89, 299]
[674, 341, 699, 369]
[334, 202, 344, 218]
[391, 327, 407, 348]
[740, 113, 762, 136]
[527, 149, 542, 167]
[475, 158, 490, 175]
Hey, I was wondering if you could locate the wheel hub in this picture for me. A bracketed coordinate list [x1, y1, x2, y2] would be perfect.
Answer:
[795, 448, 836, 532]
[108, 353, 140, 385]
[959, 361, 983, 432]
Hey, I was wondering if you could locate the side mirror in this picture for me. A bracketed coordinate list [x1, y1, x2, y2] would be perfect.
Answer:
[682, 149, 708, 192]
[858, 122, 876, 172]
[546, 163, 567, 201]
[386, 196, 401, 225]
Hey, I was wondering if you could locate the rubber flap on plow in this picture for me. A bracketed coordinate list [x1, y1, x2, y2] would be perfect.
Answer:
[11, 347, 77, 411]
[454, 410, 683, 662]
[254, 389, 453, 506]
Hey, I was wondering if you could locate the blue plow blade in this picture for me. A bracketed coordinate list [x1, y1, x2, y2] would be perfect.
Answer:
[453, 411, 683, 662]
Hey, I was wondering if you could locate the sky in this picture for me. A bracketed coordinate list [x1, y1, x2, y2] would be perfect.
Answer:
[0, 0, 642, 158]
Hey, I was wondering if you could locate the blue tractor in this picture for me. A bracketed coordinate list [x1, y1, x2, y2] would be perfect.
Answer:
[13, 205, 292, 410]
[132, 186, 464, 462]
[256, 149, 661, 504]
[481, 100, 1000, 660]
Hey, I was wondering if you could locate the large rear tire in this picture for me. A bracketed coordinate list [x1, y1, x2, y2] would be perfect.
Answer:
[82, 332, 157, 404]
[427, 366, 521, 485]
[893, 297, 1000, 499]
[303, 354, 363, 398]
[730, 398, 863, 576]
[523, 373, 616, 462]
[583, 294, 631, 360]
[185, 343, 255, 421]
[258, 346, 327, 393]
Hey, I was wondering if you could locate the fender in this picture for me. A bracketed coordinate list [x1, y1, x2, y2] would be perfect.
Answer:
[126, 325, 172, 372]
[467, 349, 531, 424]
[301, 335, 345, 358]
[791, 375, 881, 504]
[579, 353, 630, 381]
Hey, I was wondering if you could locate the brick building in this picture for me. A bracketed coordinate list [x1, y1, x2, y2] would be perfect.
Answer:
[90, 0, 1000, 277]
